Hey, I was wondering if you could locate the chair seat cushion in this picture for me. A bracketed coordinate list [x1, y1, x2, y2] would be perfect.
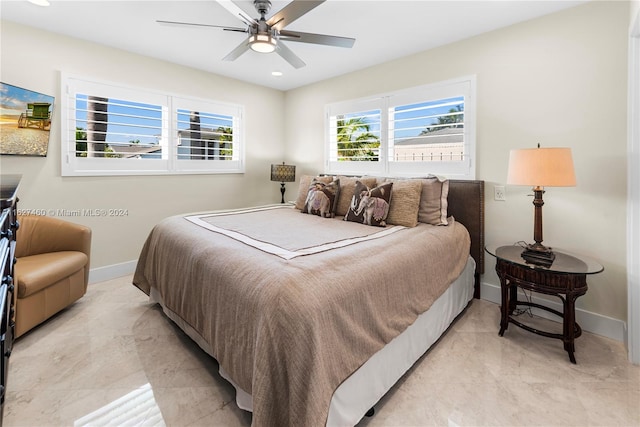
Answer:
[15, 251, 88, 298]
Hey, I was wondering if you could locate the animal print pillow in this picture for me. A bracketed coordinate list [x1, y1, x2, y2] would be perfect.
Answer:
[302, 178, 341, 218]
[295, 175, 334, 210]
[344, 181, 393, 227]
[335, 175, 377, 217]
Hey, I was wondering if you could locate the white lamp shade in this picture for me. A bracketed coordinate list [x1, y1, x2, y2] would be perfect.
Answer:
[507, 147, 576, 187]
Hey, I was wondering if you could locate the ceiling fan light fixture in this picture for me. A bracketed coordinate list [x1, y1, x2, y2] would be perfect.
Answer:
[249, 34, 277, 53]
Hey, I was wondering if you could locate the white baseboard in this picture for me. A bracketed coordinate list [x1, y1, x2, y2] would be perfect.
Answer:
[88, 260, 137, 284]
[481, 281, 626, 342]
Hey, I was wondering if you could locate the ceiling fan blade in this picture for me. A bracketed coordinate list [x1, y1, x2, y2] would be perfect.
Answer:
[223, 28, 249, 33]
[157, 20, 246, 32]
[222, 39, 250, 61]
[267, 0, 325, 31]
[279, 30, 355, 48]
[276, 42, 306, 69]
[217, 0, 256, 26]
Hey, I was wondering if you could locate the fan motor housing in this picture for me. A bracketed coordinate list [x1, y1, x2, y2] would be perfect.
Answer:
[254, 0, 272, 16]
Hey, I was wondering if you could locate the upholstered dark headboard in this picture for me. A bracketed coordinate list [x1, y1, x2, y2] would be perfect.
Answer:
[447, 180, 485, 298]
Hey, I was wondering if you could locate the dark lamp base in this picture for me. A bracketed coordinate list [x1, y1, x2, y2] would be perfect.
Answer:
[521, 243, 555, 267]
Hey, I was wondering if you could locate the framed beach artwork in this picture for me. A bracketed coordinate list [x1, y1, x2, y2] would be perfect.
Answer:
[0, 82, 54, 156]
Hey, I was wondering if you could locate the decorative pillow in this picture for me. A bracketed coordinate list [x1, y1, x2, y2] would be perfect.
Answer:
[344, 181, 393, 227]
[418, 175, 450, 226]
[295, 175, 334, 210]
[335, 176, 377, 217]
[361, 176, 388, 186]
[384, 178, 423, 227]
[302, 178, 341, 218]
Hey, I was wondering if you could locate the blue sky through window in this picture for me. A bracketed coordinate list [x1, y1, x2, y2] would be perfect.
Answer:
[336, 96, 464, 141]
[176, 109, 233, 132]
[75, 95, 162, 146]
[393, 96, 464, 140]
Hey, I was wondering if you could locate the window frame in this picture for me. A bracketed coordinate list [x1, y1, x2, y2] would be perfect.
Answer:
[325, 75, 476, 179]
[61, 73, 244, 177]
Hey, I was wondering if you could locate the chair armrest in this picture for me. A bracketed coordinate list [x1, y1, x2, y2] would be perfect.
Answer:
[16, 215, 91, 261]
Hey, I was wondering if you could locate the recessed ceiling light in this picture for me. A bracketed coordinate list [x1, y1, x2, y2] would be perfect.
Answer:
[27, 0, 50, 6]
[271, 71, 283, 77]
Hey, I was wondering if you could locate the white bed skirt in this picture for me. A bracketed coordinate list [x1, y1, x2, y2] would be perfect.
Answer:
[151, 256, 476, 426]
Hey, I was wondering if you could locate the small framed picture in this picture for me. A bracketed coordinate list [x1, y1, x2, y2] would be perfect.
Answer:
[1, 82, 55, 156]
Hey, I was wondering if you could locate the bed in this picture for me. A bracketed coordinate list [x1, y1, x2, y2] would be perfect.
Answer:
[133, 176, 484, 427]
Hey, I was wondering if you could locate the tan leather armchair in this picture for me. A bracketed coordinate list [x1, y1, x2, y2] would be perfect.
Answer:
[14, 215, 91, 337]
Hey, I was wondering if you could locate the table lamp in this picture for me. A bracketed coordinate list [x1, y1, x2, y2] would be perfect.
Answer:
[270, 162, 296, 204]
[507, 144, 576, 266]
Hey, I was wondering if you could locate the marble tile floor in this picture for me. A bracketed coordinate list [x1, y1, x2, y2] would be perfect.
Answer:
[4, 275, 639, 427]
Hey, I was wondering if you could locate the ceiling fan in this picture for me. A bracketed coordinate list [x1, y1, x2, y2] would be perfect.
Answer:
[157, 0, 356, 69]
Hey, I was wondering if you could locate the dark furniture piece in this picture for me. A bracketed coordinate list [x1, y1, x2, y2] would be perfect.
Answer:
[448, 180, 485, 298]
[0, 174, 20, 425]
[486, 244, 603, 363]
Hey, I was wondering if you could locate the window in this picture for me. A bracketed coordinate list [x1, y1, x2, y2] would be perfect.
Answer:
[176, 109, 233, 161]
[330, 109, 381, 162]
[61, 74, 244, 176]
[326, 76, 475, 178]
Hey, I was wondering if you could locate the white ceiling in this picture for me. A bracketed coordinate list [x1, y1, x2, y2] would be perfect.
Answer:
[1, 0, 586, 91]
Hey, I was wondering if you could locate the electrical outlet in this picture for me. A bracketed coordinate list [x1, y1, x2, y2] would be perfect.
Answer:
[494, 185, 506, 201]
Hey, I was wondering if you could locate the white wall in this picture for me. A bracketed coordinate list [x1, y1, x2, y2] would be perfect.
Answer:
[285, 1, 630, 323]
[0, 21, 285, 270]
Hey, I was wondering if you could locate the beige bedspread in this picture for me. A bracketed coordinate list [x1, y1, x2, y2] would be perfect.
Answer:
[133, 205, 471, 426]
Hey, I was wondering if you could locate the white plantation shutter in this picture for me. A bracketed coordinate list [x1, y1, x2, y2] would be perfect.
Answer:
[326, 96, 385, 175]
[332, 110, 381, 161]
[61, 74, 244, 176]
[390, 97, 465, 161]
[173, 96, 243, 173]
[326, 76, 476, 178]
[75, 95, 165, 159]
[176, 110, 233, 160]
